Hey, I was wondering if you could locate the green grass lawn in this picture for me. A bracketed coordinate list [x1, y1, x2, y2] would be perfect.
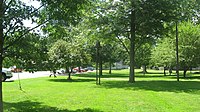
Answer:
[3, 69, 200, 112]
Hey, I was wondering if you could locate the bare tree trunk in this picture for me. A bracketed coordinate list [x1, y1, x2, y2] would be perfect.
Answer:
[0, 58, 3, 112]
[129, 1, 136, 83]
[99, 60, 102, 76]
[68, 67, 73, 80]
[164, 66, 166, 76]
[109, 61, 112, 74]
[183, 66, 187, 78]
[0, 0, 4, 111]
[169, 66, 172, 75]
[175, 21, 179, 81]
[65, 66, 69, 73]
[78, 66, 81, 72]
[142, 65, 147, 75]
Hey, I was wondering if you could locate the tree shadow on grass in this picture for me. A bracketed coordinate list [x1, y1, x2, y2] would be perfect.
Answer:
[4, 100, 103, 112]
[76, 73, 171, 79]
[75, 73, 129, 79]
[101, 80, 200, 94]
[169, 75, 200, 80]
[48, 78, 96, 83]
[136, 71, 164, 74]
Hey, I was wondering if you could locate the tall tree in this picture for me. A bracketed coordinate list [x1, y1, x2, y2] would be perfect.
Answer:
[89, 0, 189, 82]
[151, 21, 200, 77]
[48, 39, 88, 79]
[0, 0, 3, 111]
[0, 0, 89, 111]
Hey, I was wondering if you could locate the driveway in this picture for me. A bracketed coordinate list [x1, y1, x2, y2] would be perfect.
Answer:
[6, 71, 51, 81]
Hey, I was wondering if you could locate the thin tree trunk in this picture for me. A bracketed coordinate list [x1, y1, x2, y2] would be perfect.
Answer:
[129, 2, 135, 83]
[169, 66, 172, 75]
[68, 67, 73, 80]
[183, 66, 187, 78]
[109, 61, 112, 74]
[0, 0, 4, 111]
[142, 65, 147, 75]
[164, 66, 166, 76]
[0, 58, 3, 112]
[65, 66, 69, 73]
[99, 60, 102, 76]
[175, 21, 179, 81]
[78, 66, 81, 72]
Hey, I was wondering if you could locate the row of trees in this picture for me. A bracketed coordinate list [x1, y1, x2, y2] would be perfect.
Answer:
[151, 21, 200, 77]
[1, 0, 200, 111]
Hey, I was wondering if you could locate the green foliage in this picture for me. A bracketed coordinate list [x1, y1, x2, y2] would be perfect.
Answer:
[48, 38, 90, 69]
[178, 22, 200, 67]
[3, 33, 49, 70]
[151, 21, 200, 68]
[135, 43, 152, 67]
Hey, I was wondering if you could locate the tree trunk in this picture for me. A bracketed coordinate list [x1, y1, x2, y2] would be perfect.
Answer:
[129, 1, 136, 83]
[142, 65, 147, 75]
[109, 61, 112, 74]
[78, 66, 81, 72]
[0, 0, 4, 111]
[175, 21, 179, 81]
[0, 58, 3, 112]
[99, 60, 102, 76]
[164, 66, 166, 76]
[169, 66, 172, 75]
[65, 66, 69, 73]
[183, 66, 187, 78]
[68, 67, 73, 80]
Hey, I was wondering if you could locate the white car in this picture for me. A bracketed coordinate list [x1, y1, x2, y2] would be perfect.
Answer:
[2, 68, 13, 82]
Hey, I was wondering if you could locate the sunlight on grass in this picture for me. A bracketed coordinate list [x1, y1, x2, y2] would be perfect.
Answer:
[3, 69, 200, 112]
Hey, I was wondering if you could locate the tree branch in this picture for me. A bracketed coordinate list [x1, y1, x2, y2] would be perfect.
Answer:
[4, 0, 14, 13]
[115, 34, 130, 54]
[3, 20, 49, 51]
[4, 19, 20, 40]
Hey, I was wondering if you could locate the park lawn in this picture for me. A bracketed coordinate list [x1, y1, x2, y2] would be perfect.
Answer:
[2, 69, 200, 112]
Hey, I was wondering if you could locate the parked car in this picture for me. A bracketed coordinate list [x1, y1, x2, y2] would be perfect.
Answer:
[56, 69, 65, 74]
[85, 67, 94, 71]
[73, 67, 86, 72]
[2, 68, 13, 82]
[11, 68, 22, 73]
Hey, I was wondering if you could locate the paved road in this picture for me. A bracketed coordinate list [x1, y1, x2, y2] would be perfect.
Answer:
[6, 71, 51, 81]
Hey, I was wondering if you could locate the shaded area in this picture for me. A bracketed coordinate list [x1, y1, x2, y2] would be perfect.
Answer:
[76, 72, 170, 79]
[185, 76, 200, 79]
[4, 80, 15, 82]
[4, 100, 103, 112]
[75, 73, 129, 79]
[101, 80, 200, 94]
[48, 78, 95, 83]
[135, 75, 167, 78]
[169, 75, 200, 80]
[136, 71, 164, 74]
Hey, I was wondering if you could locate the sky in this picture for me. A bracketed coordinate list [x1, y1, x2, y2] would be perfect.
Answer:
[22, 0, 41, 9]
[21, 0, 42, 32]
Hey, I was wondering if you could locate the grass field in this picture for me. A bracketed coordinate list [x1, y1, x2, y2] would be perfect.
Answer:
[3, 69, 200, 112]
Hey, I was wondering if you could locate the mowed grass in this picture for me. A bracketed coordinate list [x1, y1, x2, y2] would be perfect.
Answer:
[3, 69, 200, 112]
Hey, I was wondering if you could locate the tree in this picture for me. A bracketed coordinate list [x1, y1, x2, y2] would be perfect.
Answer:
[89, 0, 190, 82]
[48, 38, 89, 79]
[135, 43, 152, 75]
[151, 21, 200, 77]
[0, 0, 89, 111]
[178, 22, 200, 77]
[151, 37, 176, 76]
